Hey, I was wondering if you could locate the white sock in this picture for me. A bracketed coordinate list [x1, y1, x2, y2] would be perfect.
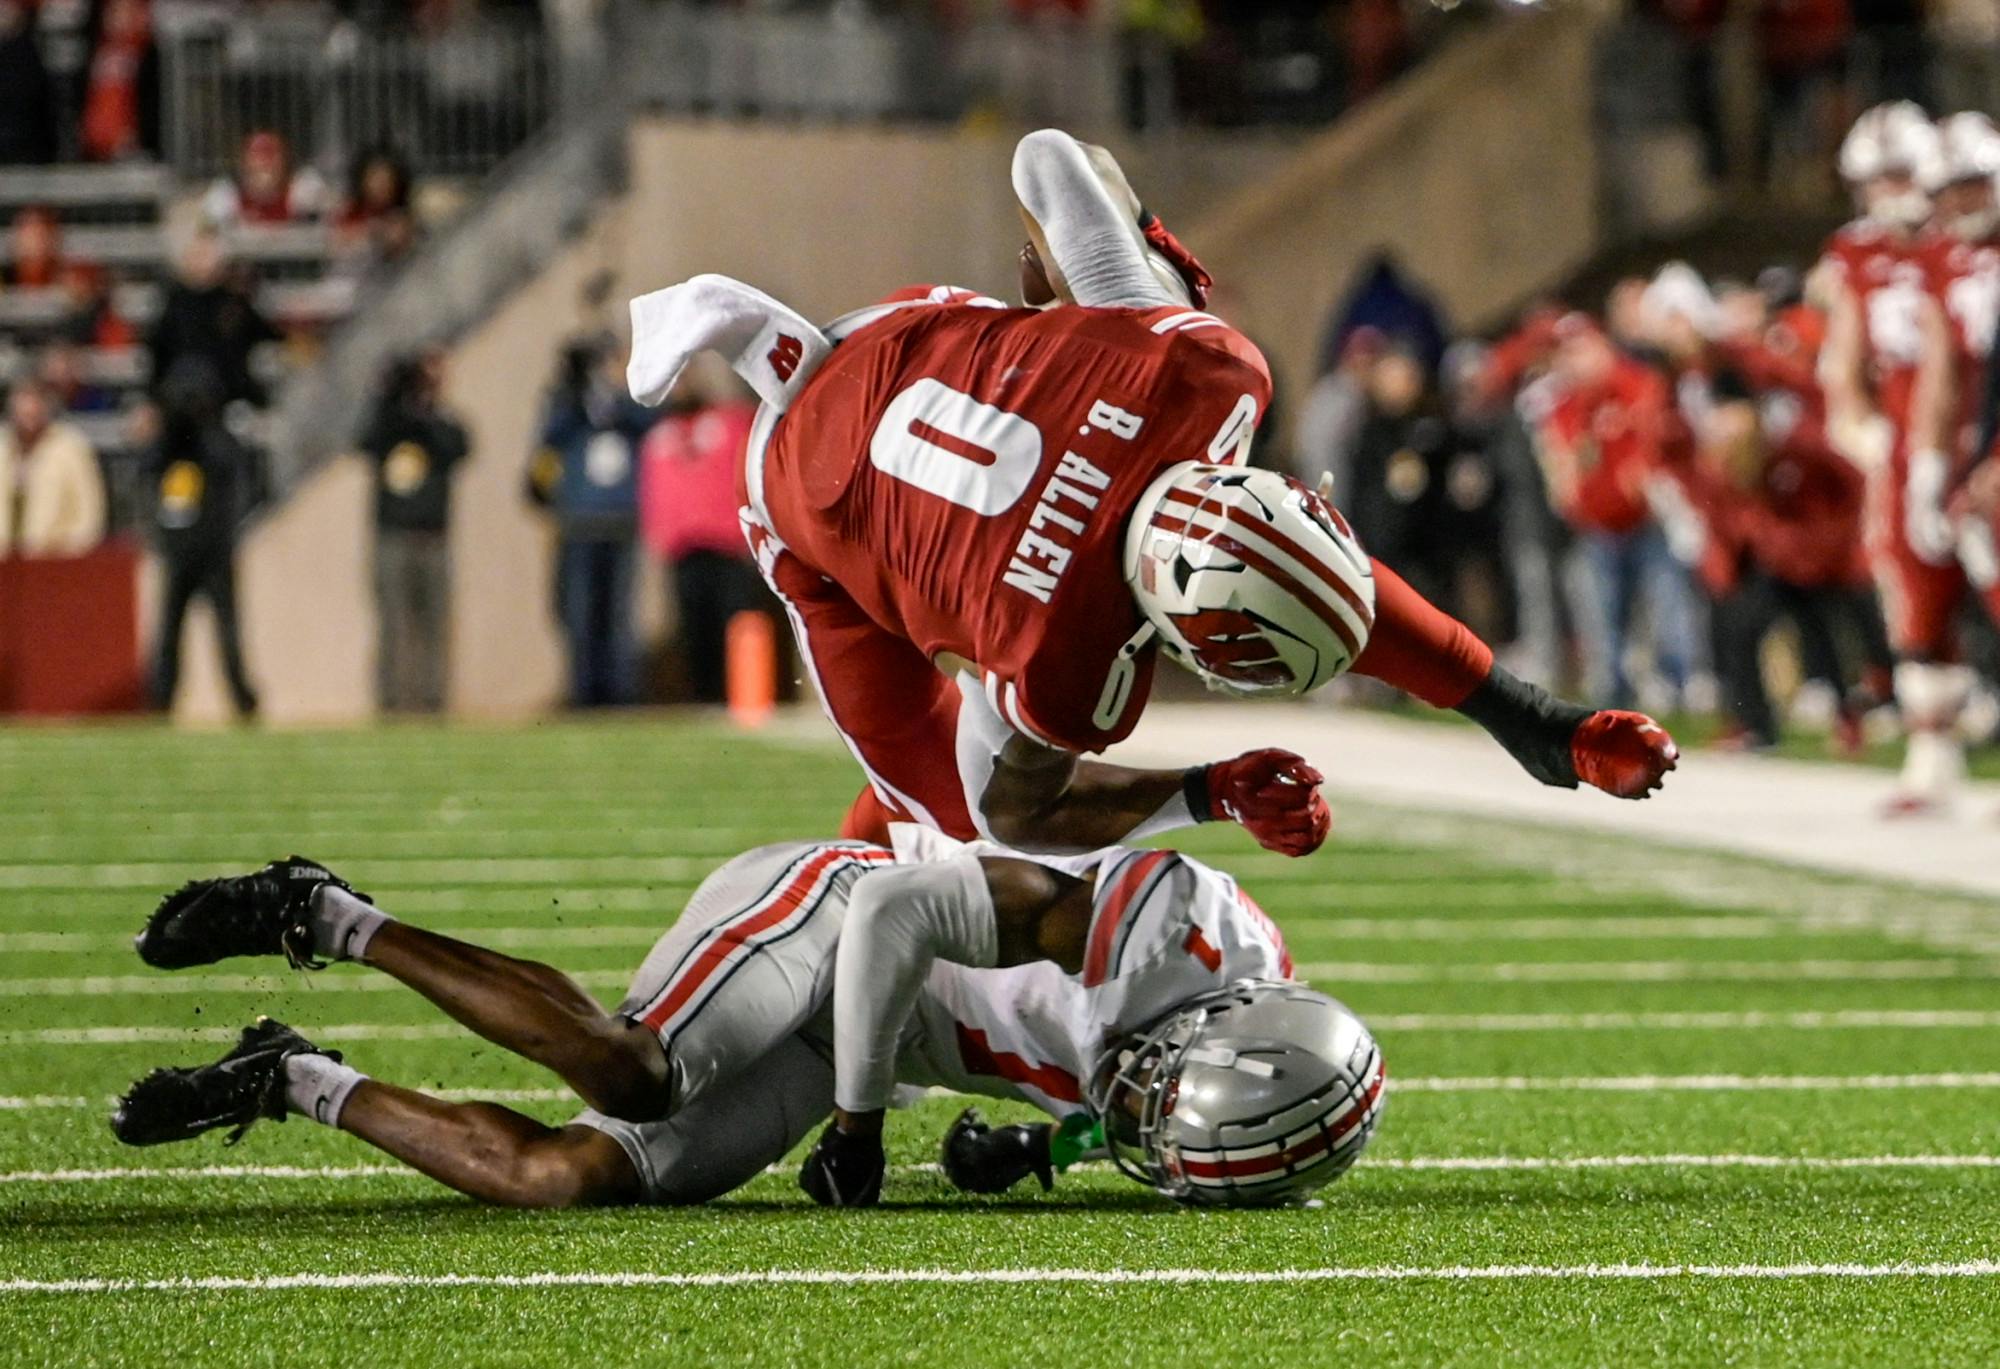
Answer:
[284, 1053, 366, 1127]
[311, 886, 391, 962]
[1010, 130, 1176, 309]
[1901, 729, 1966, 802]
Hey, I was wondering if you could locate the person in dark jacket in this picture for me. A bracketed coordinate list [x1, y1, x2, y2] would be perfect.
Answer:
[362, 348, 469, 714]
[1340, 339, 1505, 621]
[147, 230, 281, 411]
[0, 2, 57, 166]
[147, 359, 261, 718]
[527, 334, 652, 708]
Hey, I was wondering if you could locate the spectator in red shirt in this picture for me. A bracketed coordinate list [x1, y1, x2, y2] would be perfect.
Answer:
[1681, 371, 1879, 747]
[638, 368, 768, 704]
[1540, 316, 1701, 707]
[79, 0, 158, 163]
[202, 131, 330, 229]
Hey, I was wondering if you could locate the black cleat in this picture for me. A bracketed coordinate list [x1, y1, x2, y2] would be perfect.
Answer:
[110, 1018, 338, 1147]
[134, 855, 367, 971]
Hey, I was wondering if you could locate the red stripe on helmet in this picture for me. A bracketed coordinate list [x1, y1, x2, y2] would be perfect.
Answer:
[1177, 1063, 1385, 1181]
[1151, 513, 1363, 664]
[1159, 491, 1375, 631]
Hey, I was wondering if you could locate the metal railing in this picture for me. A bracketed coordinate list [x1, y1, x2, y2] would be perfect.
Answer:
[152, 1, 1484, 184]
[157, 15, 554, 181]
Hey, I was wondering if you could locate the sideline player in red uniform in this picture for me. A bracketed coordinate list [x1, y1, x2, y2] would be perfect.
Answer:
[1817, 103, 1974, 814]
[1910, 112, 2000, 813]
[1894, 111, 2000, 814]
[628, 131, 1677, 857]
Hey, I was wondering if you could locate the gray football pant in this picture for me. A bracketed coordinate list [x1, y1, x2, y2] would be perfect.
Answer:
[569, 840, 888, 1203]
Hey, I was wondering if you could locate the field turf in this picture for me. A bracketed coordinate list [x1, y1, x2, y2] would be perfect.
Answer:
[1, 718, 1997, 1367]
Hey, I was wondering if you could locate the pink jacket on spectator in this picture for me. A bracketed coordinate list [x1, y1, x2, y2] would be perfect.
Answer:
[639, 402, 755, 563]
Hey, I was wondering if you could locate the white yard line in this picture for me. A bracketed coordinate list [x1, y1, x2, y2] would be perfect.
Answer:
[0, 1088, 576, 1111]
[0, 971, 633, 997]
[0, 1165, 413, 1183]
[1372, 1154, 2000, 1171]
[4, 1154, 1997, 1187]
[4, 1264, 2000, 1294]
[0, 927, 669, 954]
[1394, 1072, 2000, 1092]
[0, 1023, 473, 1046]
[1366, 1009, 2000, 1032]
[1291, 959, 1991, 984]
[0, 858, 717, 890]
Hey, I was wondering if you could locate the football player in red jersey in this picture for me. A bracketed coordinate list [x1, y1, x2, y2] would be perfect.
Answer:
[1907, 112, 2000, 813]
[1817, 103, 1976, 815]
[1879, 111, 2000, 815]
[629, 130, 1677, 858]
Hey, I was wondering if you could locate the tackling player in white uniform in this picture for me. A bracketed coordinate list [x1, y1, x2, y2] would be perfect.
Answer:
[111, 842, 1384, 1209]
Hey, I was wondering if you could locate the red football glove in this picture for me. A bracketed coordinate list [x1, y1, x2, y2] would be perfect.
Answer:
[1571, 711, 1679, 799]
[1139, 212, 1213, 309]
[1204, 749, 1330, 857]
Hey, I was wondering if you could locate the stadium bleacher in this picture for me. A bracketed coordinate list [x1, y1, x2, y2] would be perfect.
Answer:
[0, 158, 361, 524]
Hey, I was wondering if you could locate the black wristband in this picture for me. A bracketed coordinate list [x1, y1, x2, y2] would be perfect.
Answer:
[1453, 664, 1591, 789]
[1182, 765, 1215, 822]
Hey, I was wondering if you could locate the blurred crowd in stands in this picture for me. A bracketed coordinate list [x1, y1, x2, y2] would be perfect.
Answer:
[1298, 100, 2000, 813]
[4, 11, 430, 714]
[12, 0, 2000, 747]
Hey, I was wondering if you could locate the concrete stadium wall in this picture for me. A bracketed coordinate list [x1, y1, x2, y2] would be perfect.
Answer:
[170, 23, 1600, 722]
[1187, 10, 1602, 420]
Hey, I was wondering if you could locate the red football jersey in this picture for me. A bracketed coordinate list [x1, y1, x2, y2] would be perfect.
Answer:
[1818, 220, 1929, 425]
[758, 298, 1271, 753]
[1540, 354, 1673, 536]
[1921, 232, 2000, 462]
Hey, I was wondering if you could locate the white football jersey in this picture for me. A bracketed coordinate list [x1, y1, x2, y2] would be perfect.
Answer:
[888, 826, 1295, 1119]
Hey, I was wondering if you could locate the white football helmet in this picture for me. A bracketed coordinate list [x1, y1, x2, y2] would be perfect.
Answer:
[1124, 463, 1376, 696]
[1917, 111, 2000, 190]
[1088, 979, 1386, 1207]
[1839, 102, 1938, 228]
[1919, 111, 2000, 238]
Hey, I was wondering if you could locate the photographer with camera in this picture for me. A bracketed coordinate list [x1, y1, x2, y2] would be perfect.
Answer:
[526, 332, 653, 708]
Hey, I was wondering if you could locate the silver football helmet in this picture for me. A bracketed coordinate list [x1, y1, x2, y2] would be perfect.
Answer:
[1086, 979, 1385, 1207]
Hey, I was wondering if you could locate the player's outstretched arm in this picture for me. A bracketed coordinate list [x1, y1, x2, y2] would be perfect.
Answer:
[980, 734, 1332, 857]
[1356, 560, 1679, 798]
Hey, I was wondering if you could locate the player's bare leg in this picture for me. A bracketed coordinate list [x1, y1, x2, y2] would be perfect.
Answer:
[131, 862, 671, 1121]
[111, 1015, 640, 1208]
[331, 1080, 640, 1207]
[360, 921, 670, 1121]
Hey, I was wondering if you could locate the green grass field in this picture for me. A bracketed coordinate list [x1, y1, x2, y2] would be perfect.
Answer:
[2, 718, 1998, 1367]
